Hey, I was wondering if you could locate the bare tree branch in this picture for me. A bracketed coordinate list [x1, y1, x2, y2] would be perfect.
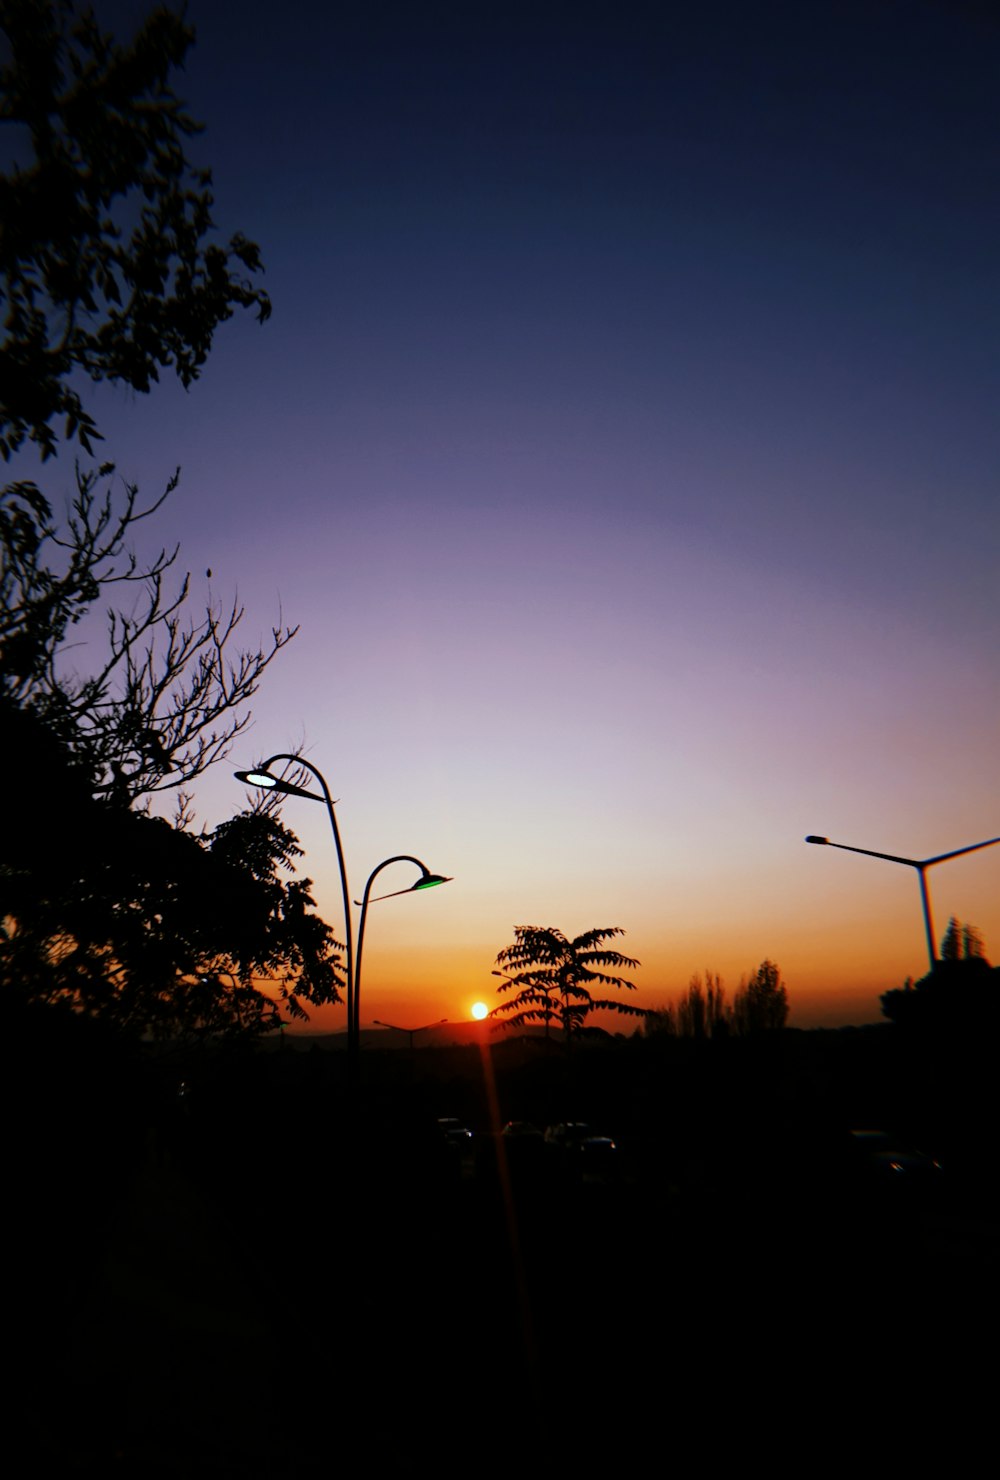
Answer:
[1, 463, 298, 802]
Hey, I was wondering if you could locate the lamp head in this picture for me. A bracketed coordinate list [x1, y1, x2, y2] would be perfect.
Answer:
[805, 835, 829, 845]
[235, 769, 277, 789]
[411, 872, 452, 891]
[355, 862, 453, 906]
[233, 767, 325, 802]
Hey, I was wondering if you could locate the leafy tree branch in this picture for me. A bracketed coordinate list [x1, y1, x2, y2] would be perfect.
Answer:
[0, 0, 270, 461]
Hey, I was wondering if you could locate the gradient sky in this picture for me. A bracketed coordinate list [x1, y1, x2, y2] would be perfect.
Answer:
[57, 0, 999, 1030]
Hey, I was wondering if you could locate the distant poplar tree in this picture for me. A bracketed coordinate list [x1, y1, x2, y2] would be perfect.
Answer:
[675, 970, 729, 1038]
[732, 960, 789, 1034]
[941, 917, 962, 961]
[962, 922, 985, 959]
[941, 917, 986, 962]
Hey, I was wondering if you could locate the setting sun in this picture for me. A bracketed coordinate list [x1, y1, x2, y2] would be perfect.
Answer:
[471, 1001, 488, 1021]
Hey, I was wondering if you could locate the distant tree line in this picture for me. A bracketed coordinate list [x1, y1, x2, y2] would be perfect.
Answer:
[644, 960, 789, 1038]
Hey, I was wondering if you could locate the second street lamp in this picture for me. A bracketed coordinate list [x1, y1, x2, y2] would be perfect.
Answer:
[354, 856, 452, 1036]
[805, 832, 1000, 972]
[235, 754, 450, 1064]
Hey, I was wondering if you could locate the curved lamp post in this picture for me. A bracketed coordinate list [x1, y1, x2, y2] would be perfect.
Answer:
[805, 832, 1000, 971]
[235, 755, 450, 1064]
[354, 856, 451, 1035]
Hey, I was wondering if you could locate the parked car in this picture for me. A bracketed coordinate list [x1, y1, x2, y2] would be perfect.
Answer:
[545, 1122, 619, 1182]
[847, 1129, 943, 1195]
[437, 1117, 474, 1149]
[501, 1120, 543, 1139]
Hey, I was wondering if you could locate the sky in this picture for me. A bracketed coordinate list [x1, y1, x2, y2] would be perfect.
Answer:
[47, 0, 1000, 1030]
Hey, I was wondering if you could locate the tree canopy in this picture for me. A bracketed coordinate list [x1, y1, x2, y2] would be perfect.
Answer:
[0, 700, 345, 1036]
[732, 958, 789, 1034]
[491, 925, 643, 1041]
[0, 0, 270, 461]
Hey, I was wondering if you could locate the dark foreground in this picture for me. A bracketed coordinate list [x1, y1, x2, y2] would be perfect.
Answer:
[9, 1017, 997, 1472]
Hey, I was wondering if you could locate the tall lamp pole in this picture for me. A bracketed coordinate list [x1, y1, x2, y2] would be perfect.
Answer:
[805, 833, 1000, 972]
[235, 755, 450, 1065]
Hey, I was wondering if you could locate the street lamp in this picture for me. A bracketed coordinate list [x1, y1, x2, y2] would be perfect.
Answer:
[373, 1018, 448, 1052]
[805, 832, 1000, 971]
[235, 754, 450, 1063]
[354, 856, 451, 1036]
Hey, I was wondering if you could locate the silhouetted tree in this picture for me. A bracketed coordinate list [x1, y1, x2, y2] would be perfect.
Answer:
[0, 1, 288, 803]
[0, 0, 270, 461]
[881, 922, 997, 1032]
[648, 964, 785, 1038]
[941, 916, 986, 963]
[641, 1004, 677, 1036]
[963, 922, 985, 959]
[677, 973, 708, 1038]
[491, 925, 643, 1041]
[1, 467, 297, 802]
[732, 959, 789, 1034]
[0, 699, 344, 1037]
[675, 969, 729, 1038]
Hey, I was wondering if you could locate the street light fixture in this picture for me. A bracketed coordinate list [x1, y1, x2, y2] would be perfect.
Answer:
[354, 855, 452, 1035]
[373, 1018, 448, 1052]
[235, 754, 450, 1063]
[805, 832, 1000, 971]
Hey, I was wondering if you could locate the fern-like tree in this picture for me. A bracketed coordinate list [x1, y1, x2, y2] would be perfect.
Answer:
[491, 925, 643, 1042]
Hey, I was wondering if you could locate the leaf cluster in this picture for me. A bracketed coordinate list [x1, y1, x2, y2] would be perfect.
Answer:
[0, 0, 271, 461]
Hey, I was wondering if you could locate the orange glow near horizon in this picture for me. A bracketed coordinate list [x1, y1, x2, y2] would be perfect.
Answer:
[277, 835, 1000, 1037]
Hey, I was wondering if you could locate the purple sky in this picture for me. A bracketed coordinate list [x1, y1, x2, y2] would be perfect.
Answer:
[61, 0, 1000, 1028]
